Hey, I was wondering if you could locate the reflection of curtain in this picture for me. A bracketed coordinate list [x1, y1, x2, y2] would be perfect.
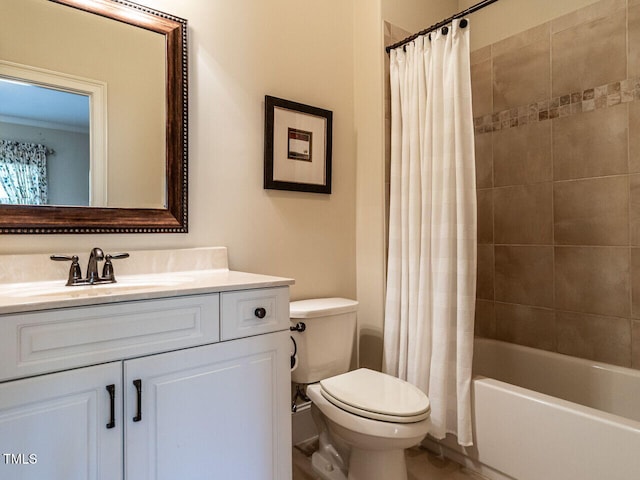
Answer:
[0, 140, 48, 205]
[383, 20, 477, 446]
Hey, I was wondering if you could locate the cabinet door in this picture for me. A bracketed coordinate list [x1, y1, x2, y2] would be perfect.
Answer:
[124, 331, 291, 480]
[0, 362, 123, 480]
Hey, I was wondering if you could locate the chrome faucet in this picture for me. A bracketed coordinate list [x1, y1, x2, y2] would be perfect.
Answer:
[51, 247, 129, 286]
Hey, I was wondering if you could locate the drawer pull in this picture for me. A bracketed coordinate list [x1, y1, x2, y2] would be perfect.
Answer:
[133, 379, 142, 422]
[106, 384, 116, 429]
[254, 307, 267, 319]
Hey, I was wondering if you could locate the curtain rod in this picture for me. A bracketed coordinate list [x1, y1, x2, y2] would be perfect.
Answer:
[385, 0, 499, 54]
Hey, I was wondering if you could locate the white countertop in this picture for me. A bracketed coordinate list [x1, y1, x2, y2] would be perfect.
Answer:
[0, 247, 294, 314]
[0, 269, 294, 315]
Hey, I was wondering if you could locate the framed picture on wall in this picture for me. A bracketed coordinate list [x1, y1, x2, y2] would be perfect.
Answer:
[264, 95, 332, 194]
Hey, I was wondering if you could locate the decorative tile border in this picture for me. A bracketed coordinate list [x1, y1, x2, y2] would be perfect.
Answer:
[473, 77, 640, 134]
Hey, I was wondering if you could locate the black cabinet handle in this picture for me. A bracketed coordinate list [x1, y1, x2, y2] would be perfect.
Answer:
[254, 307, 267, 319]
[133, 379, 142, 422]
[106, 384, 116, 429]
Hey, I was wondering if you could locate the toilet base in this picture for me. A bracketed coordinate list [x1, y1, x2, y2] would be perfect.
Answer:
[311, 450, 347, 480]
[347, 447, 407, 480]
[312, 446, 408, 480]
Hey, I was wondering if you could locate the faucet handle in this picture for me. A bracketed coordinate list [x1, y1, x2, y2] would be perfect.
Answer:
[50, 254, 82, 285]
[50, 254, 77, 261]
[107, 252, 130, 261]
[102, 252, 130, 282]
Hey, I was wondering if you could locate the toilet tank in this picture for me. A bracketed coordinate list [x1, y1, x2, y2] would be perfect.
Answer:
[290, 298, 358, 385]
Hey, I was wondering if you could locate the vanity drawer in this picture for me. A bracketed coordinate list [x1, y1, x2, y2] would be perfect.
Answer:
[0, 294, 219, 382]
[220, 287, 289, 340]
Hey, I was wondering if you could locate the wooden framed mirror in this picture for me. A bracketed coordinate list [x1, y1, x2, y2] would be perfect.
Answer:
[0, 0, 188, 233]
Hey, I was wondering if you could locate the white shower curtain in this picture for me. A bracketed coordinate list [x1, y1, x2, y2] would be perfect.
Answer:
[383, 20, 477, 447]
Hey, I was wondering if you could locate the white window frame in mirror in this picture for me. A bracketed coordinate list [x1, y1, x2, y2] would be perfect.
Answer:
[0, 60, 107, 206]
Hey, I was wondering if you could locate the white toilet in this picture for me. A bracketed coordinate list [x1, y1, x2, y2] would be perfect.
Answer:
[290, 298, 431, 480]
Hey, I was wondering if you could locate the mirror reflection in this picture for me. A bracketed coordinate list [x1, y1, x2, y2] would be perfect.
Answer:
[0, 0, 168, 209]
[0, 78, 90, 206]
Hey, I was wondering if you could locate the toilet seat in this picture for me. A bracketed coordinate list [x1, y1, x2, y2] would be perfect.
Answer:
[319, 368, 430, 423]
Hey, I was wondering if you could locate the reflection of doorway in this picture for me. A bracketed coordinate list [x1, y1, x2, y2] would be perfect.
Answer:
[0, 78, 90, 206]
[0, 78, 90, 132]
[0, 61, 107, 206]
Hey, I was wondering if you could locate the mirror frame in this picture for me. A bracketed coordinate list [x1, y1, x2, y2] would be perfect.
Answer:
[0, 0, 188, 234]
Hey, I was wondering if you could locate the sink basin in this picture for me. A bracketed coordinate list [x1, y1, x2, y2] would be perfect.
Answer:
[0, 273, 195, 300]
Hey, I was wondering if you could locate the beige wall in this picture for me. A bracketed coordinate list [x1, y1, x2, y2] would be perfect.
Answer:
[459, 0, 602, 50]
[1, 0, 357, 305]
[354, 0, 385, 370]
[383, 0, 457, 34]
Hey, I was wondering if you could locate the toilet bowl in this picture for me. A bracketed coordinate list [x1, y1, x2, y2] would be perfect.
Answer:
[306, 368, 431, 480]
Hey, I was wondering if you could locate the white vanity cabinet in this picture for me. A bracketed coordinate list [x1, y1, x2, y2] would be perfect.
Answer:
[0, 362, 123, 480]
[125, 331, 289, 480]
[0, 285, 291, 480]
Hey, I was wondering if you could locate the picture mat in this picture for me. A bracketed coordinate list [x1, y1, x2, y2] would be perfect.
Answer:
[273, 107, 326, 185]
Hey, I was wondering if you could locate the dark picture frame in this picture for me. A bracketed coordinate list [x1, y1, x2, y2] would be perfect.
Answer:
[264, 95, 332, 194]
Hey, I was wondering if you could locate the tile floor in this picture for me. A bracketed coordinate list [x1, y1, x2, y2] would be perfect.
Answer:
[292, 439, 489, 480]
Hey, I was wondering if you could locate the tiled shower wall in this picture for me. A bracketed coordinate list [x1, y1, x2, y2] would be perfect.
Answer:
[473, 0, 640, 369]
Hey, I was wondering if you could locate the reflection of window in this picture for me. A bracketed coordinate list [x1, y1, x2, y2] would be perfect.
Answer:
[0, 140, 48, 205]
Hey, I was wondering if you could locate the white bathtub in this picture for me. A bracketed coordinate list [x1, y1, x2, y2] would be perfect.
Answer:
[425, 338, 640, 480]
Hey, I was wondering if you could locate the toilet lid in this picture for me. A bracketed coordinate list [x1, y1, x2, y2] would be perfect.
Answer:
[319, 368, 430, 423]
[290, 298, 358, 318]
